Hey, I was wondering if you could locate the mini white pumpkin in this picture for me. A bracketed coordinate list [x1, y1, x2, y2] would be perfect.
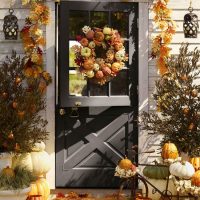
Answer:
[169, 161, 195, 179]
[12, 141, 51, 177]
[32, 141, 46, 152]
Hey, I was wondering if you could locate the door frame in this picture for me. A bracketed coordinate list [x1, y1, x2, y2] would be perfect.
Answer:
[44, 0, 149, 189]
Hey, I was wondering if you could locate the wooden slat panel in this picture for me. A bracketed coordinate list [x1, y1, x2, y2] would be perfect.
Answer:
[149, 21, 200, 33]
[168, 0, 200, 9]
[150, 35, 200, 45]
[0, 0, 27, 9]
[149, 10, 200, 20]
[0, 9, 29, 20]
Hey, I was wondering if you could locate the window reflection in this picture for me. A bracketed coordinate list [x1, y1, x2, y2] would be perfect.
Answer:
[69, 71, 87, 96]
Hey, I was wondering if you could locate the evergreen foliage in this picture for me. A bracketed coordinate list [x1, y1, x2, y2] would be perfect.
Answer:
[0, 52, 49, 153]
[141, 44, 200, 156]
[0, 166, 37, 190]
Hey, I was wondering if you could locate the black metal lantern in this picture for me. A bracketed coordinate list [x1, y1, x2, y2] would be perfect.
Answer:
[3, 9, 18, 40]
[183, 4, 199, 38]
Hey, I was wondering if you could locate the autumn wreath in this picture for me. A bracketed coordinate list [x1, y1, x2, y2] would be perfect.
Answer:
[72, 26, 128, 85]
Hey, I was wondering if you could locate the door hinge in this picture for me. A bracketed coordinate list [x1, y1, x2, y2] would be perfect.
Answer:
[137, 18, 139, 29]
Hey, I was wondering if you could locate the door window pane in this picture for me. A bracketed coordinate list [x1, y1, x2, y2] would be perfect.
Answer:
[69, 71, 87, 96]
[90, 83, 107, 96]
[69, 11, 88, 39]
[90, 12, 109, 28]
[111, 70, 128, 95]
[111, 12, 129, 38]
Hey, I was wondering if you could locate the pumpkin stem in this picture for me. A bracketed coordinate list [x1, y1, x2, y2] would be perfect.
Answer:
[153, 159, 159, 165]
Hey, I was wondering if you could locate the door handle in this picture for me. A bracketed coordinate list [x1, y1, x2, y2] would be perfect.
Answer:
[59, 108, 66, 116]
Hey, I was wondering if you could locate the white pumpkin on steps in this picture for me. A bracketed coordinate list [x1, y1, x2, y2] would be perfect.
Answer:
[12, 142, 51, 177]
[169, 160, 195, 179]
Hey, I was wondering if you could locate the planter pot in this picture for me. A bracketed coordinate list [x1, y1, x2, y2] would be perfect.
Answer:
[0, 187, 30, 200]
[0, 153, 13, 172]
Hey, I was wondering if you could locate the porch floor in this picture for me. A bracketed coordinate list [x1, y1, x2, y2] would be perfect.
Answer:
[51, 189, 131, 198]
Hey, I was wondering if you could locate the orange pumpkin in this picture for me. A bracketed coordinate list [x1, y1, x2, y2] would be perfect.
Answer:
[119, 157, 132, 170]
[28, 178, 50, 200]
[111, 62, 121, 73]
[26, 195, 43, 200]
[95, 71, 104, 79]
[83, 59, 94, 70]
[1, 166, 15, 177]
[190, 157, 200, 171]
[161, 142, 179, 160]
[191, 170, 200, 187]
[102, 67, 111, 75]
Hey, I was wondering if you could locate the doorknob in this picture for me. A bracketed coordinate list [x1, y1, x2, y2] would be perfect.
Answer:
[59, 108, 66, 116]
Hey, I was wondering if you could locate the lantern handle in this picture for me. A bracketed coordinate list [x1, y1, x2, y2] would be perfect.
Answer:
[9, 9, 14, 15]
[188, 0, 193, 12]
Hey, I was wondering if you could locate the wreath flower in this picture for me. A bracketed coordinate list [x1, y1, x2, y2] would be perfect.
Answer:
[72, 26, 128, 85]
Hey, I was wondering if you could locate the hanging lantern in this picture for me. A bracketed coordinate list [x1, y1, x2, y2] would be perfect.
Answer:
[3, 9, 18, 40]
[183, 1, 199, 38]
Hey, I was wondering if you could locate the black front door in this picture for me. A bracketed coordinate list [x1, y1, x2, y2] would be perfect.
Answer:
[56, 1, 138, 188]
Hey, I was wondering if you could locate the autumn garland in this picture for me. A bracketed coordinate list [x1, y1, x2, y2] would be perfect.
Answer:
[151, 0, 176, 75]
[21, 0, 51, 92]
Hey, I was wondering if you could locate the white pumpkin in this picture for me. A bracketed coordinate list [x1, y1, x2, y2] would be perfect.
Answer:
[169, 161, 195, 179]
[12, 153, 33, 171]
[32, 141, 46, 152]
[31, 150, 51, 177]
[12, 142, 51, 177]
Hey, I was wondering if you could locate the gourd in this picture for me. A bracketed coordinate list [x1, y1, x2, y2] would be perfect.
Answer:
[26, 195, 43, 200]
[28, 178, 50, 200]
[118, 157, 133, 170]
[191, 170, 200, 187]
[169, 161, 195, 179]
[1, 166, 15, 178]
[190, 157, 200, 171]
[31, 142, 51, 177]
[161, 142, 179, 160]
[12, 141, 51, 177]
[143, 165, 169, 179]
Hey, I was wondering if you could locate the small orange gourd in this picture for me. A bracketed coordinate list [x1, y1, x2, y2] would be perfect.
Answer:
[161, 142, 179, 160]
[190, 157, 200, 171]
[28, 178, 50, 200]
[119, 157, 133, 170]
[191, 170, 200, 187]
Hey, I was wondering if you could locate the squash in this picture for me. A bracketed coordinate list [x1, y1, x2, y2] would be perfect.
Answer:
[143, 165, 169, 179]
[12, 142, 51, 177]
[31, 151, 51, 177]
[26, 195, 43, 200]
[169, 161, 195, 179]
[118, 157, 133, 170]
[1, 166, 15, 178]
[191, 170, 200, 187]
[28, 178, 50, 200]
[161, 142, 179, 160]
[190, 157, 200, 171]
